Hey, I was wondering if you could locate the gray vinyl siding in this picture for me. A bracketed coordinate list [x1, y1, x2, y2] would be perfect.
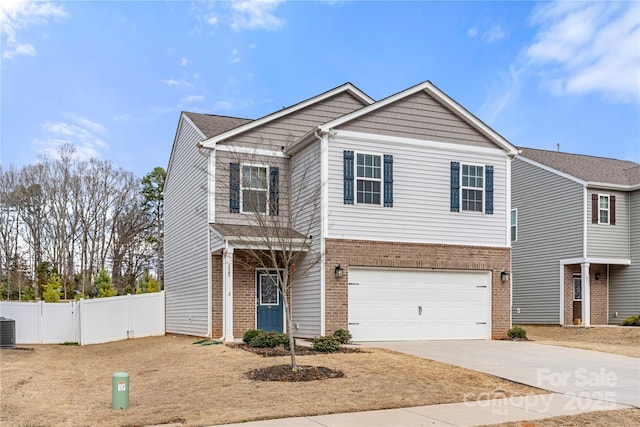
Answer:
[164, 117, 210, 336]
[609, 190, 640, 323]
[289, 141, 323, 338]
[511, 158, 584, 324]
[340, 90, 495, 149]
[214, 151, 289, 225]
[328, 136, 509, 247]
[217, 92, 367, 151]
[587, 189, 630, 259]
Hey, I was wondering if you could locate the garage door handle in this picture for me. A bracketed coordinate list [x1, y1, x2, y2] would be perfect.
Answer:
[476, 285, 487, 288]
[476, 322, 487, 324]
[348, 322, 359, 325]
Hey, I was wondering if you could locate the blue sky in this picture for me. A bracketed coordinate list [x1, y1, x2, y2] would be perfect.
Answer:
[2, 0, 639, 178]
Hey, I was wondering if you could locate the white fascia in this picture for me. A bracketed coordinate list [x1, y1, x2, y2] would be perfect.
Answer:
[330, 129, 508, 158]
[200, 84, 374, 149]
[560, 257, 631, 266]
[318, 81, 519, 156]
[517, 156, 587, 186]
[215, 144, 288, 158]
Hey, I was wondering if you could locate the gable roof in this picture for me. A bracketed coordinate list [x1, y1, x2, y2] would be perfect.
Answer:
[183, 112, 252, 139]
[519, 147, 640, 188]
[313, 80, 519, 156]
[200, 83, 374, 148]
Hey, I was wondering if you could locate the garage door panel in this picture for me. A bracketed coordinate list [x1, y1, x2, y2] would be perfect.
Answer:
[348, 268, 491, 341]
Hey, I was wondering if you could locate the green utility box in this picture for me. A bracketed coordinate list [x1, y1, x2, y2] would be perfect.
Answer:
[112, 372, 129, 410]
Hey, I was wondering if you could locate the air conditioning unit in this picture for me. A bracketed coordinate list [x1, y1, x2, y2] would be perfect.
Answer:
[0, 317, 16, 348]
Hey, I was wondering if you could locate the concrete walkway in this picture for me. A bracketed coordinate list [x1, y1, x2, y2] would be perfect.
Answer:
[211, 341, 637, 426]
[220, 393, 629, 426]
[365, 340, 640, 408]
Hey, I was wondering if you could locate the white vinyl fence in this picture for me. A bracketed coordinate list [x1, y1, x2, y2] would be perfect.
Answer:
[0, 291, 165, 345]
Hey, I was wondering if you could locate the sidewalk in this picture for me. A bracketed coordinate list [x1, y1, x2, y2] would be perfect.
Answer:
[217, 393, 631, 427]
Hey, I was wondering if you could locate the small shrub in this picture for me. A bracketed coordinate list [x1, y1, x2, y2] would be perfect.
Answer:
[43, 273, 61, 302]
[249, 331, 290, 349]
[312, 335, 341, 353]
[332, 328, 352, 344]
[507, 326, 527, 339]
[20, 286, 36, 301]
[95, 269, 117, 298]
[243, 329, 262, 343]
[622, 314, 640, 326]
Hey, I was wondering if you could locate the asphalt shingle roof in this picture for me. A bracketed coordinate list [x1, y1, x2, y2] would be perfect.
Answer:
[183, 112, 252, 139]
[519, 147, 640, 186]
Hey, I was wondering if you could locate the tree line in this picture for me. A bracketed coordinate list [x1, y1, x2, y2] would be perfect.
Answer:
[0, 144, 164, 300]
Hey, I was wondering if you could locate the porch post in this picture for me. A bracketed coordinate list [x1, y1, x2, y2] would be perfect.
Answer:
[581, 262, 591, 327]
[223, 247, 234, 342]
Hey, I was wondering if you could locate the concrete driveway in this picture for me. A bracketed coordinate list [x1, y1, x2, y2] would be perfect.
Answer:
[362, 340, 640, 408]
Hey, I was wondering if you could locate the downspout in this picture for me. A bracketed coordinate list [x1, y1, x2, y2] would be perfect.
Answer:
[314, 129, 327, 336]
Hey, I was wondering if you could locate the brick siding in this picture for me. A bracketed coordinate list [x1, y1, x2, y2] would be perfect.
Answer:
[324, 239, 512, 339]
[563, 264, 608, 325]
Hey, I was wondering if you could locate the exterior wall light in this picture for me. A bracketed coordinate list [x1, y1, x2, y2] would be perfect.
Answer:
[595, 272, 601, 280]
[501, 271, 510, 282]
[334, 264, 344, 279]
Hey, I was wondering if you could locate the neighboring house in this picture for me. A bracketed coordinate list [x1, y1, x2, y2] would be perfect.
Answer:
[164, 80, 519, 342]
[512, 148, 640, 326]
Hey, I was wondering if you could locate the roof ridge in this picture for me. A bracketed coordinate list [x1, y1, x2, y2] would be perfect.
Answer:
[519, 146, 636, 163]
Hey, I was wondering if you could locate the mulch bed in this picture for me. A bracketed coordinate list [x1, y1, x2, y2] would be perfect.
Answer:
[246, 365, 345, 382]
[230, 343, 364, 357]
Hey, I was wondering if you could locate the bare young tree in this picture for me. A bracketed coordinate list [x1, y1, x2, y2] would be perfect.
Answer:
[214, 143, 324, 369]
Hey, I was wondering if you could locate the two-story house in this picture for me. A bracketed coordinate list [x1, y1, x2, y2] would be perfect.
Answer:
[512, 148, 640, 326]
[164, 81, 519, 342]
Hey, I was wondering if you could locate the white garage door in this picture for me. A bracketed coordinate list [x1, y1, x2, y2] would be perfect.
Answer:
[348, 268, 491, 341]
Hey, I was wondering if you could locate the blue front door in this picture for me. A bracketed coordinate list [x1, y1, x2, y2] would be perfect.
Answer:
[256, 271, 283, 332]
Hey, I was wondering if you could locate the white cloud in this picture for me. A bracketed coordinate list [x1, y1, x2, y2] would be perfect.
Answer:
[484, 25, 505, 43]
[180, 57, 192, 66]
[0, 0, 67, 59]
[180, 95, 205, 104]
[34, 115, 107, 161]
[161, 79, 193, 88]
[526, 1, 640, 104]
[206, 14, 218, 26]
[231, 0, 284, 31]
[467, 24, 506, 43]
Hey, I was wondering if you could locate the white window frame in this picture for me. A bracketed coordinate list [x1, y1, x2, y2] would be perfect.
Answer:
[573, 275, 582, 301]
[598, 194, 610, 225]
[257, 269, 282, 306]
[240, 163, 269, 214]
[511, 209, 518, 242]
[461, 163, 484, 213]
[355, 151, 383, 206]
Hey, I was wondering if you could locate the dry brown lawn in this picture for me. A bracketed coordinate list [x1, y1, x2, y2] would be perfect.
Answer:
[484, 408, 640, 427]
[1, 335, 541, 427]
[519, 325, 640, 358]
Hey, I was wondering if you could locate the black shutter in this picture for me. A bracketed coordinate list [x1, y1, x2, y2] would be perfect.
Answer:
[343, 151, 354, 204]
[485, 165, 494, 215]
[610, 195, 616, 225]
[383, 154, 393, 207]
[450, 162, 460, 212]
[229, 162, 240, 213]
[592, 194, 598, 224]
[269, 167, 279, 216]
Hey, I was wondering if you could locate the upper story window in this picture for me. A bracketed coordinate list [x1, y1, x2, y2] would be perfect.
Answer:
[461, 165, 484, 212]
[356, 153, 382, 205]
[598, 195, 609, 225]
[591, 193, 615, 226]
[450, 162, 493, 215]
[229, 162, 279, 216]
[511, 209, 517, 242]
[343, 151, 393, 207]
[242, 165, 268, 213]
